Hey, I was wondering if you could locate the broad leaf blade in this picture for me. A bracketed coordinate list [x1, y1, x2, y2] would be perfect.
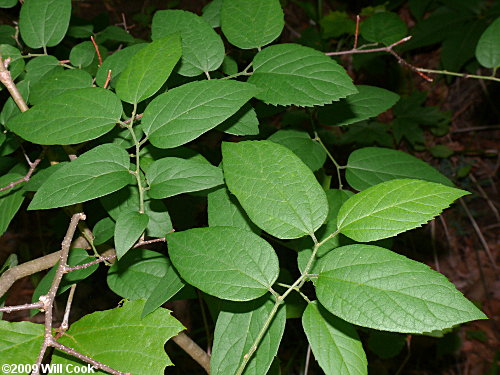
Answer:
[268, 129, 326, 171]
[8, 87, 122, 145]
[211, 296, 286, 375]
[0, 173, 25, 236]
[116, 35, 182, 104]
[19, 0, 71, 49]
[248, 44, 357, 107]
[316, 244, 487, 333]
[475, 17, 500, 68]
[346, 147, 453, 190]
[52, 300, 184, 375]
[114, 211, 149, 259]
[337, 179, 468, 242]
[217, 103, 260, 136]
[142, 80, 258, 149]
[361, 12, 407, 46]
[318, 85, 400, 127]
[222, 140, 328, 239]
[28, 144, 131, 210]
[152, 10, 224, 76]
[0, 320, 44, 362]
[168, 227, 279, 301]
[302, 301, 367, 375]
[107, 249, 171, 300]
[220, 0, 284, 49]
[146, 157, 223, 199]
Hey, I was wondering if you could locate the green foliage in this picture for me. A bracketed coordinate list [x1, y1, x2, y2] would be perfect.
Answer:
[0, 1, 491, 373]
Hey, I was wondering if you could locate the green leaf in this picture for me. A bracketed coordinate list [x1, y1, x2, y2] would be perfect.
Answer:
[320, 11, 356, 38]
[217, 103, 260, 136]
[316, 244, 487, 333]
[302, 302, 367, 375]
[222, 140, 328, 239]
[28, 144, 131, 210]
[202, 0, 222, 28]
[69, 41, 96, 68]
[152, 10, 224, 76]
[337, 179, 468, 242]
[100, 186, 173, 238]
[211, 296, 286, 375]
[248, 44, 356, 107]
[95, 25, 134, 44]
[107, 249, 171, 300]
[146, 157, 223, 199]
[475, 17, 500, 68]
[318, 85, 400, 127]
[19, 0, 71, 49]
[168, 226, 279, 301]
[8, 87, 122, 145]
[0, 173, 25, 236]
[346, 147, 453, 190]
[114, 211, 149, 259]
[0, 80, 30, 125]
[0, 25, 16, 45]
[95, 44, 147, 88]
[24, 55, 62, 85]
[23, 162, 67, 192]
[29, 69, 93, 105]
[268, 129, 326, 171]
[361, 12, 407, 46]
[0, 45, 24, 83]
[208, 187, 259, 233]
[142, 80, 258, 149]
[52, 300, 184, 375]
[31, 248, 99, 314]
[0, 320, 44, 362]
[93, 217, 115, 245]
[220, 0, 284, 49]
[142, 261, 185, 317]
[0, 0, 17, 8]
[116, 35, 182, 104]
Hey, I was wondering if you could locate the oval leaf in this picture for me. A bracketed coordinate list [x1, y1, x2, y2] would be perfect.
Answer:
[475, 17, 500, 68]
[19, 0, 71, 49]
[222, 140, 328, 239]
[361, 12, 407, 46]
[28, 144, 131, 210]
[318, 85, 400, 127]
[302, 301, 367, 375]
[211, 296, 286, 375]
[316, 244, 487, 333]
[107, 249, 171, 300]
[114, 211, 149, 259]
[220, 0, 284, 49]
[168, 226, 279, 301]
[337, 179, 468, 242]
[142, 80, 258, 149]
[346, 147, 453, 190]
[52, 300, 184, 374]
[95, 43, 147, 87]
[8, 87, 122, 145]
[146, 157, 223, 199]
[116, 35, 182, 104]
[152, 10, 224, 76]
[0, 173, 25, 236]
[248, 44, 357, 107]
[268, 129, 326, 171]
[0, 320, 43, 363]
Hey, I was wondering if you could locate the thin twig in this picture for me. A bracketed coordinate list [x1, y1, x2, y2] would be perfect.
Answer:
[416, 68, 500, 83]
[103, 69, 112, 89]
[0, 302, 44, 313]
[353, 15, 360, 49]
[59, 284, 77, 333]
[123, 113, 143, 124]
[0, 53, 29, 112]
[90, 36, 103, 66]
[50, 339, 129, 375]
[172, 332, 211, 374]
[32, 213, 86, 375]
[0, 150, 44, 193]
[325, 36, 412, 56]
[469, 174, 500, 222]
[133, 237, 166, 248]
[64, 255, 116, 272]
[451, 125, 500, 133]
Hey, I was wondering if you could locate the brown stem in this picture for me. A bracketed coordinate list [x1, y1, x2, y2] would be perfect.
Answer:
[0, 302, 44, 313]
[0, 53, 29, 112]
[325, 36, 412, 56]
[50, 339, 130, 375]
[133, 237, 166, 248]
[32, 213, 86, 375]
[0, 151, 44, 193]
[64, 254, 116, 272]
[172, 332, 211, 374]
[90, 36, 103, 66]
